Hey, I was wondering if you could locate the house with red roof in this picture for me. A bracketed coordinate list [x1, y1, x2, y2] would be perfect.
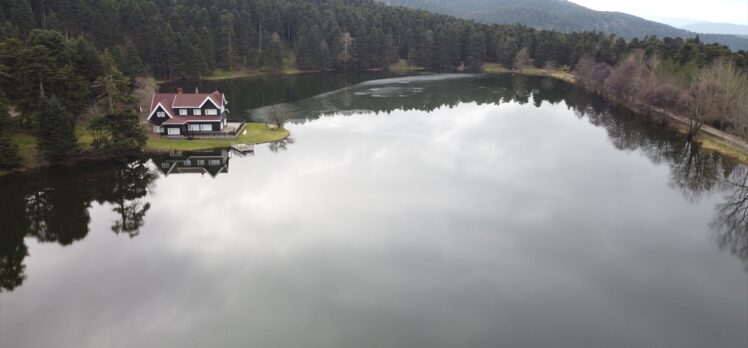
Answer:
[148, 88, 229, 136]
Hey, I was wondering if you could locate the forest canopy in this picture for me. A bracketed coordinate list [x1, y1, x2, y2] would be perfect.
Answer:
[1, 0, 745, 80]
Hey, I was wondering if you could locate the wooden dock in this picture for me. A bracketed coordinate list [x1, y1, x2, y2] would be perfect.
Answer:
[231, 143, 255, 153]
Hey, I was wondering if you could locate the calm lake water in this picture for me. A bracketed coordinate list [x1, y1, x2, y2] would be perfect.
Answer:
[2, 74, 748, 347]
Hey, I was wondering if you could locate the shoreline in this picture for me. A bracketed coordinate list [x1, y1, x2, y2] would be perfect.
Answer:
[159, 59, 425, 83]
[482, 65, 748, 164]
[2, 123, 289, 177]
[7, 67, 748, 176]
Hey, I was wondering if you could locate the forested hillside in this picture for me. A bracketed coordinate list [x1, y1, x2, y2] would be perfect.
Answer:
[0, 0, 747, 171]
[377, 0, 748, 51]
[1, 0, 744, 81]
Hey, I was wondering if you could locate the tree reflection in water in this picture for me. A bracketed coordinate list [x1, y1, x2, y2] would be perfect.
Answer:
[268, 137, 295, 153]
[102, 161, 154, 238]
[0, 159, 156, 292]
[2, 75, 748, 292]
[564, 82, 748, 269]
[713, 166, 748, 269]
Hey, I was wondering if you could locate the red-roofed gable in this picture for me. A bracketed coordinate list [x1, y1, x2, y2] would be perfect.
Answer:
[148, 90, 226, 121]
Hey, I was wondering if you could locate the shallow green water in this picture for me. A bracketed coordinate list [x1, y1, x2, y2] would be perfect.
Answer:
[1, 74, 747, 348]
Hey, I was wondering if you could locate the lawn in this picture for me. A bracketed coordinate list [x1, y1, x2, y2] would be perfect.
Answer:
[482, 63, 575, 83]
[10, 122, 288, 171]
[201, 54, 306, 81]
[12, 124, 95, 168]
[389, 59, 424, 73]
[144, 122, 290, 152]
[202, 68, 262, 81]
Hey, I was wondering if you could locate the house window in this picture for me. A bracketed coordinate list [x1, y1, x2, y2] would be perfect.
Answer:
[157, 111, 165, 118]
[167, 127, 181, 135]
[205, 109, 218, 115]
[161, 163, 171, 169]
[197, 160, 205, 166]
[193, 109, 202, 116]
[184, 160, 192, 166]
[152, 126, 163, 133]
[200, 124, 213, 131]
[179, 109, 188, 116]
[188, 124, 201, 131]
[209, 159, 221, 166]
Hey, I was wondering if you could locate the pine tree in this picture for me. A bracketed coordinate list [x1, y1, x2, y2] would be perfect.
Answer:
[111, 40, 145, 76]
[323, 19, 343, 69]
[94, 49, 131, 113]
[368, 27, 386, 68]
[9, 0, 36, 36]
[383, 30, 399, 66]
[217, 11, 236, 69]
[49, 64, 90, 118]
[198, 28, 217, 70]
[466, 30, 486, 71]
[106, 111, 146, 158]
[172, 33, 206, 78]
[68, 36, 105, 84]
[296, 24, 324, 70]
[261, 34, 283, 71]
[433, 30, 452, 72]
[416, 30, 435, 68]
[17, 30, 63, 119]
[0, 99, 20, 169]
[37, 96, 77, 162]
[353, 30, 371, 69]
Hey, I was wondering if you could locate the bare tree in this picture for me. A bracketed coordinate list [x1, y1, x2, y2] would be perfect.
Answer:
[340, 32, 353, 65]
[604, 53, 650, 105]
[267, 107, 288, 130]
[682, 70, 722, 140]
[574, 55, 612, 93]
[704, 59, 748, 135]
[513, 47, 531, 72]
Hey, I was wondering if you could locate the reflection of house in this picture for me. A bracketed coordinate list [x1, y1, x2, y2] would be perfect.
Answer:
[152, 149, 230, 178]
[148, 88, 230, 136]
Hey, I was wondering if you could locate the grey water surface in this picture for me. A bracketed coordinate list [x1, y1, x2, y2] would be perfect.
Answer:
[1, 74, 747, 348]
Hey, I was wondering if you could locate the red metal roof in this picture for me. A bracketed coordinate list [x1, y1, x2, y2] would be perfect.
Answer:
[149, 91, 225, 121]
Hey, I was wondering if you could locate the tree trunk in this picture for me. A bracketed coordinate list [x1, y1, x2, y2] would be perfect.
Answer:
[687, 119, 702, 141]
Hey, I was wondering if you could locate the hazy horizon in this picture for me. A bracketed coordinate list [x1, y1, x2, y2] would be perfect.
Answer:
[570, 0, 748, 27]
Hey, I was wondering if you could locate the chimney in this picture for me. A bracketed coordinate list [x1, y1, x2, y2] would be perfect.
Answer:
[177, 88, 183, 94]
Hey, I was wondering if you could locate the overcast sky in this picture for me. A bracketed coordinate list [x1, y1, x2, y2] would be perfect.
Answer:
[570, 0, 748, 26]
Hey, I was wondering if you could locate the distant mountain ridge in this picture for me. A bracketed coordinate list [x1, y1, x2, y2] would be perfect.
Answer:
[681, 22, 748, 36]
[377, 0, 748, 51]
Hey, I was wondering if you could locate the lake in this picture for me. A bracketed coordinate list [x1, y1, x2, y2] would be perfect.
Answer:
[1, 73, 747, 347]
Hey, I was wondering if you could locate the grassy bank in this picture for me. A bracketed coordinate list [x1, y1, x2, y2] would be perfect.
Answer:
[12, 124, 95, 169]
[698, 135, 748, 163]
[196, 54, 306, 81]
[664, 113, 748, 164]
[196, 67, 313, 82]
[201, 58, 422, 82]
[144, 123, 289, 152]
[202, 68, 264, 81]
[389, 59, 425, 73]
[6, 122, 288, 174]
[482, 63, 575, 83]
